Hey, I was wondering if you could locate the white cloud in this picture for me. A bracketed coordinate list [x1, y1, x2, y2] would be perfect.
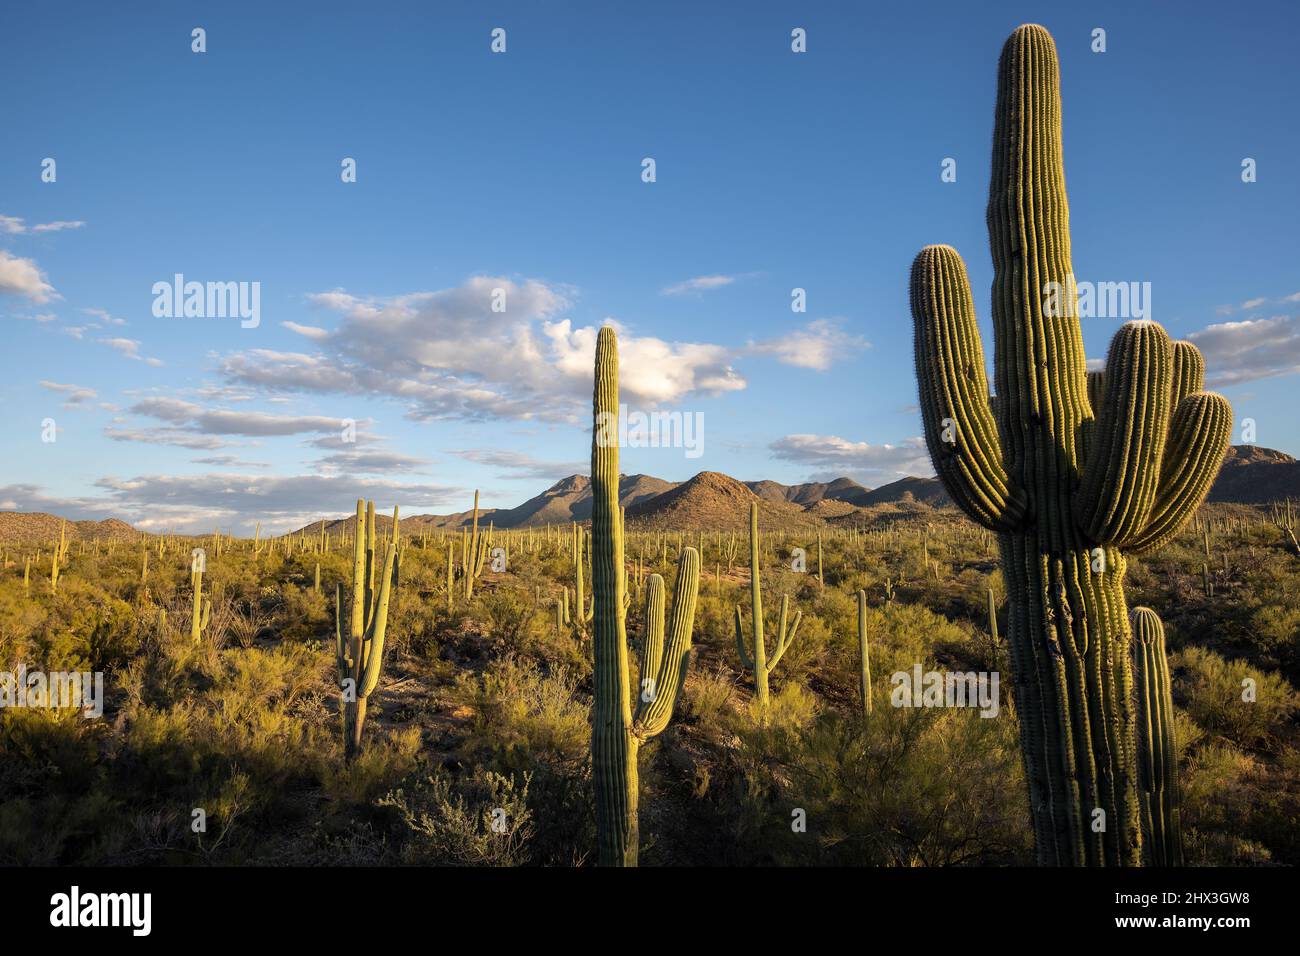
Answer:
[769, 434, 932, 480]
[30, 220, 85, 233]
[220, 277, 747, 422]
[40, 380, 97, 408]
[281, 321, 330, 340]
[451, 448, 585, 481]
[0, 250, 58, 302]
[661, 274, 745, 296]
[316, 449, 432, 474]
[193, 455, 271, 468]
[1189, 314, 1300, 386]
[105, 427, 232, 450]
[100, 337, 163, 366]
[129, 396, 353, 437]
[746, 319, 869, 370]
[82, 307, 127, 326]
[0, 215, 85, 235]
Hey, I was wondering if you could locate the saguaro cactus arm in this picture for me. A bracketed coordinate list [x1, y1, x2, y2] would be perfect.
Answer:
[358, 525, 398, 700]
[632, 548, 700, 740]
[910, 245, 1028, 532]
[1124, 390, 1232, 555]
[765, 594, 802, 672]
[1077, 321, 1173, 543]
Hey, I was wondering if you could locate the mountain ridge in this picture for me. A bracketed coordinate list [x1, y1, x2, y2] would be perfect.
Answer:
[2, 446, 1294, 539]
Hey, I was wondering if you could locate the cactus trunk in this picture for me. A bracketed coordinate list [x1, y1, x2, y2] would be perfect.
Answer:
[590, 326, 700, 866]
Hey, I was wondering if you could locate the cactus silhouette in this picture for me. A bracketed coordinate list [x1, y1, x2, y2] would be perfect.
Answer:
[590, 326, 700, 866]
[910, 24, 1231, 864]
[1131, 607, 1183, 866]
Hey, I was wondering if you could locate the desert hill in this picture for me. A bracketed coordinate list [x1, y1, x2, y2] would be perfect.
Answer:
[1207, 446, 1300, 504]
[746, 476, 872, 507]
[626, 471, 813, 531]
[0, 513, 142, 544]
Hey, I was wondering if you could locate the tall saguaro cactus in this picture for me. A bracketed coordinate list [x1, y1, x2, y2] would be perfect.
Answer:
[335, 499, 399, 761]
[590, 326, 701, 867]
[1131, 607, 1183, 866]
[734, 501, 802, 710]
[909, 25, 1231, 865]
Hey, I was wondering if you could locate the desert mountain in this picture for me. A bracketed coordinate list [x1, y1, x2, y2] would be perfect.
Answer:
[626, 472, 813, 531]
[745, 476, 873, 507]
[1207, 446, 1300, 504]
[0, 513, 142, 544]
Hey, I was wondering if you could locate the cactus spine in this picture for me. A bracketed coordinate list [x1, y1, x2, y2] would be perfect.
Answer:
[590, 326, 700, 866]
[909, 25, 1231, 865]
[335, 499, 399, 760]
[734, 501, 802, 711]
[1131, 608, 1183, 866]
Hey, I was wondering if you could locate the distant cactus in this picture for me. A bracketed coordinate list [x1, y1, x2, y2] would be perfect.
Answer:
[909, 25, 1231, 865]
[590, 326, 700, 866]
[1131, 608, 1183, 866]
[464, 491, 484, 600]
[572, 523, 594, 633]
[734, 501, 802, 711]
[334, 499, 399, 760]
[190, 551, 211, 642]
[857, 589, 872, 716]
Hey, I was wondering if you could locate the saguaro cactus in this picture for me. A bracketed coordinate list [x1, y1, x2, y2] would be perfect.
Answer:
[857, 589, 872, 716]
[334, 499, 399, 760]
[590, 326, 701, 867]
[734, 501, 802, 710]
[572, 524, 595, 635]
[1131, 607, 1183, 866]
[910, 25, 1231, 865]
[190, 552, 211, 642]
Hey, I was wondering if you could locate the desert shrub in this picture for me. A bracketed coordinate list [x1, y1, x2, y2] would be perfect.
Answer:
[730, 702, 1031, 866]
[683, 663, 737, 729]
[482, 588, 537, 644]
[1173, 646, 1298, 750]
[380, 768, 533, 865]
[466, 655, 587, 769]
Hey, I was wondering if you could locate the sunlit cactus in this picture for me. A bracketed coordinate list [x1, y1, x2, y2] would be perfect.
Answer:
[590, 326, 701, 867]
[334, 498, 399, 760]
[734, 501, 802, 711]
[909, 24, 1231, 865]
[190, 552, 210, 642]
[857, 589, 872, 716]
[1131, 607, 1183, 866]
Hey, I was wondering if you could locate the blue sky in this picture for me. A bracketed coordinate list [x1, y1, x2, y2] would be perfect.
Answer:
[2, 0, 1298, 533]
